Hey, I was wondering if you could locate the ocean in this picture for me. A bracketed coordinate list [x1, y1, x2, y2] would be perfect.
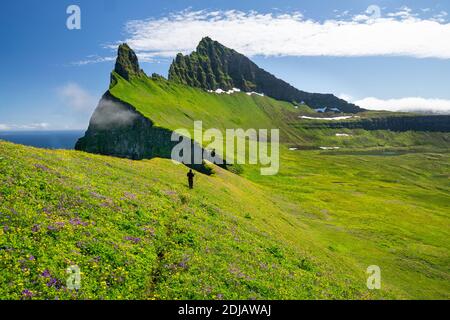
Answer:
[0, 130, 85, 150]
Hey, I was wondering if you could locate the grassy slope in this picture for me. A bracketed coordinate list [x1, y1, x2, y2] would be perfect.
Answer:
[110, 74, 449, 150]
[1, 142, 448, 299]
[109, 75, 450, 299]
[0, 141, 384, 299]
[244, 146, 450, 299]
[289, 127, 450, 150]
[110, 73, 301, 142]
[1, 76, 449, 299]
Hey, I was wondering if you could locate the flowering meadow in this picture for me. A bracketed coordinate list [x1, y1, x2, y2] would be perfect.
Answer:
[0, 141, 365, 300]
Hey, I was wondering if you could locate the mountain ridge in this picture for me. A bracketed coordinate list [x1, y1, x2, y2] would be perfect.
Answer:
[168, 37, 363, 113]
[76, 42, 449, 164]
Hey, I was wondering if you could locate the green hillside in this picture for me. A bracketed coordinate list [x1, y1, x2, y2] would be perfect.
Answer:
[109, 72, 302, 142]
[1, 141, 449, 299]
[2, 42, 449, 300]
[109, 72, 449, 151]
[0, 141, 376, 299]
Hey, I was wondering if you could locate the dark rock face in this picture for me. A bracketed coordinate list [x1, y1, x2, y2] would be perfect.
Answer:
[300, 115, 450, 132]
[75, 92, 221, 174]
[76, 43, 225, 173]
[169, 37, 363, 113]
[114, 43, 146, 81]
[76, 91, 166, 160]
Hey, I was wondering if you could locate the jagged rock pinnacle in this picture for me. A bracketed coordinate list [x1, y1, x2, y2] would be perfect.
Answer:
[114, 43, 145, 80]
[168, 37, 363, 113]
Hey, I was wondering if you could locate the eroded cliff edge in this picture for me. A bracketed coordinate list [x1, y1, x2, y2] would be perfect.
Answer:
[75, 44, 218, 174]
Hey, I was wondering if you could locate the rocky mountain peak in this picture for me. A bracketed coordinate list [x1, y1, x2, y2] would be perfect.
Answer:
[168, 38, 363, 113]
[196, 36, 220, 52]
[198, 36, 214, 47]
[114, 43, 145, 80]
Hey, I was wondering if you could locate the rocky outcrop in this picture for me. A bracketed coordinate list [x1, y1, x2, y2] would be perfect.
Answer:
[76, 91, 170, 160]
[300, 115, 450, 132]
[168, 37, 363, 113]
[76, 44, 224, 174]
[75, 91, 219, 173]
[114, 43, 146, 81]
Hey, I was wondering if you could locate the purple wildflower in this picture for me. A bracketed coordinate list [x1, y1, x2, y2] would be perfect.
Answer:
[31, 224, 40, 232]
[124, 236, 141, 244]
[69, 218, 80, 226]
[28, 255, 35, 261]
[41, 269, 51, 277]
[46, 277, 58, 288]
[69, 218, 88, 227]
[55, 222, 65, 228]
[22, 289, 33, 298]
[177, 256, 190, 269]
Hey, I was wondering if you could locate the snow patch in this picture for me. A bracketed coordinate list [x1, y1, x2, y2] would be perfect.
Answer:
[319, 147, 340, 150]
[207, 88, 265, 96]
[246, 91, 265, 97]
[300, 116, 356, 120]
[226, 88, 241, 94]
[335, 133, 351, 137]
[207, 88, 241, 94]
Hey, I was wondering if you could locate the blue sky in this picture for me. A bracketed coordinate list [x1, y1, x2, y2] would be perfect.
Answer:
[1, 0, 450, 130]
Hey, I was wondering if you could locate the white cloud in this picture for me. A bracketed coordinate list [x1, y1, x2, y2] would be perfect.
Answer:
[114, 8, 450, 59]
[58, 83, 97, 112]
[386, 6, 415, 19]
[19, 123, 50, 130]
[338, 94, 354, 102]
[73, 55, 115, 66]
[0, 123, 50, 131]
[353, 97, 450, 114]
[90, 99, 138, 129]
[432, 11, 448, 23]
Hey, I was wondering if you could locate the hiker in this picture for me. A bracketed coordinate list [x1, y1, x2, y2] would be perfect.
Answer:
[187, 169, 195, 189]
